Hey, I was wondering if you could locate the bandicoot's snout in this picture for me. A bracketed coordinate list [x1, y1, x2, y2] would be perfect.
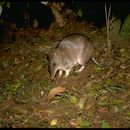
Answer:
[48, 52, 59, 81]
[50, 68, 57, 81]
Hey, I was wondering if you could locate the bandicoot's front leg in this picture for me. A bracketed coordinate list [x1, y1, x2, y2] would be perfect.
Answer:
[58, 70, 63, 78]
[64, 69, 71, 77]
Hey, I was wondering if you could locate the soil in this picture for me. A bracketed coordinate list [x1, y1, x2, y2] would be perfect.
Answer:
[0, 18, 130, 128]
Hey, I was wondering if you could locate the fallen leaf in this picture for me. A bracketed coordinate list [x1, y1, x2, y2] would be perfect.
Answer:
[101, 120, 111, 128]
[47, 86, 66, 100]
[77, 96, 86, 110]
[98, 107, 108, 113]
[90, 30, 97, 35]
[70, 96, 77, 104]
[98, 99, 108, 106]
[14, 57, 21, 65]
[109, 105, 119, 114]
[68, 119, 79, 128]
[106, 67, 114, 77]
[110, 99, 122, 106]
[77, 117, 90, 128]
[50, 119, 58, 126]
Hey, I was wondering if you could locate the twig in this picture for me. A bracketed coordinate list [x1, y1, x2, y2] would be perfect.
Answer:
[105, 3, 112, 53]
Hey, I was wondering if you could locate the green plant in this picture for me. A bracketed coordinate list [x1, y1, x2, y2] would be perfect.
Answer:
[0, 2, 10, 16]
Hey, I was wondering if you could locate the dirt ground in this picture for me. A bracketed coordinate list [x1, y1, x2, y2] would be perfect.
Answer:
[0, 18, 130, 128]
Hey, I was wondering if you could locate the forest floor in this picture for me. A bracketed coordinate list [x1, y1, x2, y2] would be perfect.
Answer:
[0, 18, 130, 128]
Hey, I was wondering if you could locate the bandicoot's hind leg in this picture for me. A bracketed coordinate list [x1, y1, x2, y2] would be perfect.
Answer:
[74, 57, 87, 73]
[74, 65, 85, 72]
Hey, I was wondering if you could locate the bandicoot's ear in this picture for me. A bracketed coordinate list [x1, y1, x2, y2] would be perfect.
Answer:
[46, 53, 49, 60]
[54, 51, 56, 56]
[46, 50, 52, 60]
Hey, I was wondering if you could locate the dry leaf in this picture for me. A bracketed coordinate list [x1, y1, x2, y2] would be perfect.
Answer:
[70, 96, 77, 104]
[47, 86, 66, 100]
[77, 96, 86, 110]
[68, 119, 79, 128]
[50, 119, 58, 126]
[89, 30, 97, 35]
[98, 107, 108, 113]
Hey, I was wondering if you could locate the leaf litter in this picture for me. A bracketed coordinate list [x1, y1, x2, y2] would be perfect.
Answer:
[0, 13, 130, 128]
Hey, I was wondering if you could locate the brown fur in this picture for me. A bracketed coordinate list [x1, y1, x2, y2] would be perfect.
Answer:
[47, 33, 101, 80]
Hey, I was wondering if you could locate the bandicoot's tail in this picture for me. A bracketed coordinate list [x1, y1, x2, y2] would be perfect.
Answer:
[92, 56, 102, 67]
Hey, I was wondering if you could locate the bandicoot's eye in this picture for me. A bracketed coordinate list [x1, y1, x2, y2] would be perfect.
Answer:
[53, 63, 56, 67]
